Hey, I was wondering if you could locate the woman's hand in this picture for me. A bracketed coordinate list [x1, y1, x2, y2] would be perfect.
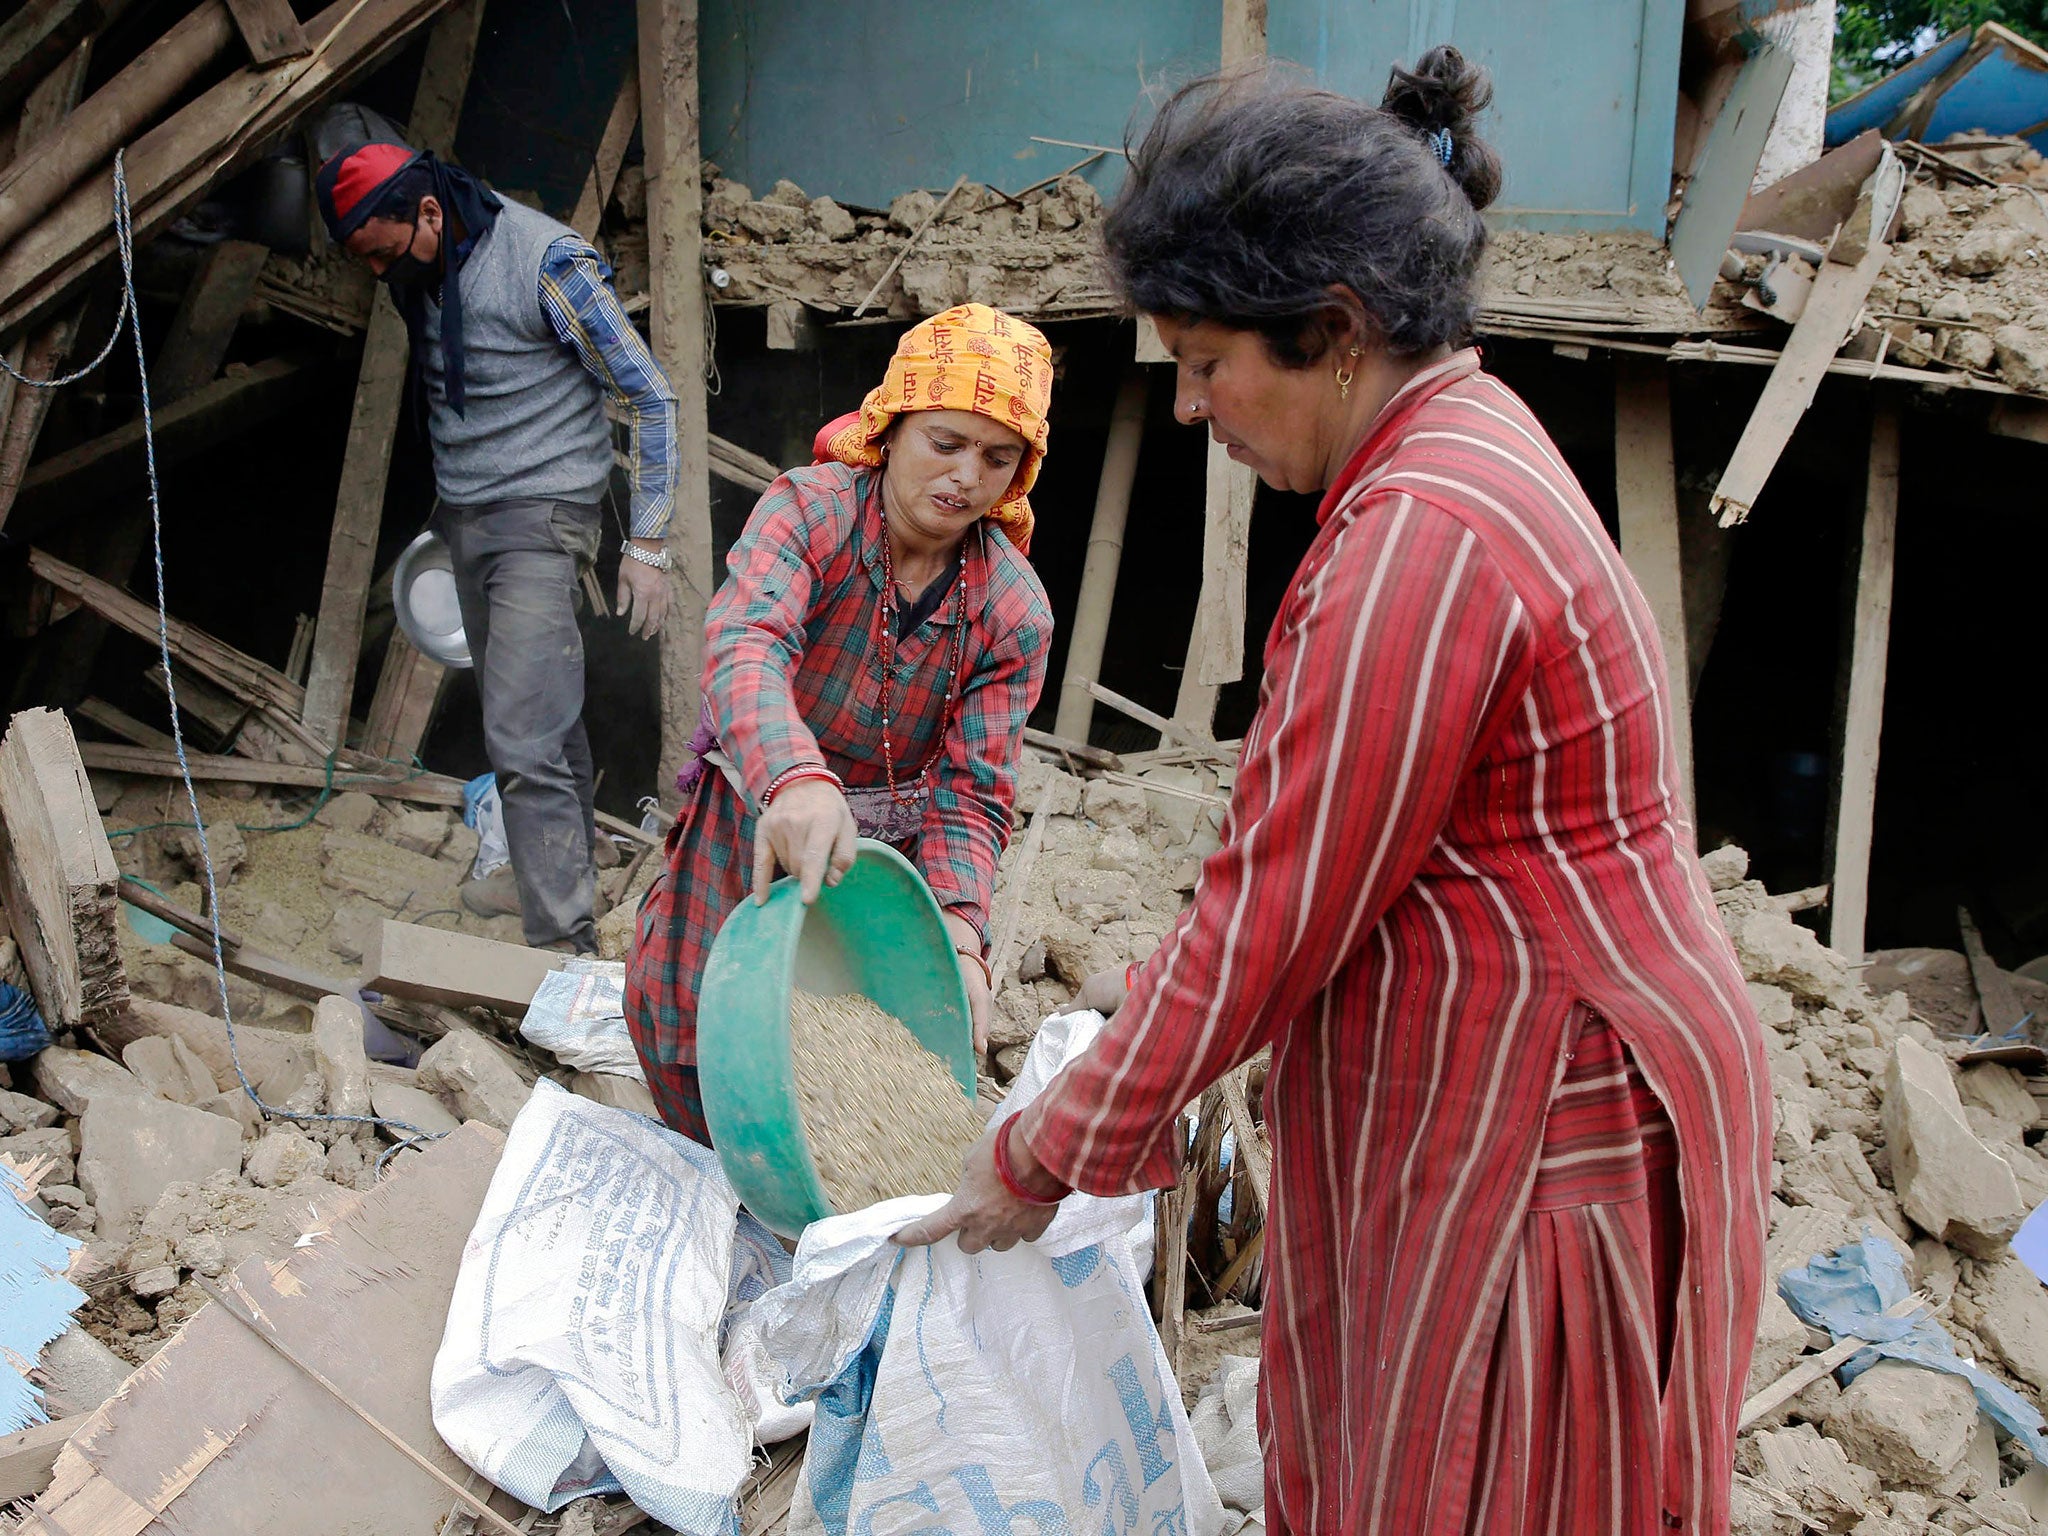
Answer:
[752, 777, 857, 904]
[894, 1115, 1063, 1253]
[1052, 965, 1131, 1019]
[940, 911, 992, 1053]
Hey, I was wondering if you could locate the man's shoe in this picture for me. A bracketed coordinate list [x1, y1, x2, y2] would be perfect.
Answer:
[459, 865, 522, 918]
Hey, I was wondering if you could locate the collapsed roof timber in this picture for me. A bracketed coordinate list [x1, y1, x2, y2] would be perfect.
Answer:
[2, 0, 2048, 1531]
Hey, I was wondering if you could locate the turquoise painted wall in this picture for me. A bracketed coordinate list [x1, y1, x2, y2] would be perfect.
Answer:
[698, 0, 1683, 232]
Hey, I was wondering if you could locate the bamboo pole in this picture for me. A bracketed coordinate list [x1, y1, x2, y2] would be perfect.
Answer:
[1054, 366, 1147, 742]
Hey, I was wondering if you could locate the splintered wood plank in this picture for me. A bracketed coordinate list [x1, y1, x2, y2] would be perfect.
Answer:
[1174, 437, 1254, 733]
[360, 632, 447, 764]
[75, 742, 466, 805]
[222, 0, 310, 63]
[362, 919, 560, 1012]
[0, 1414, 82, 1504]
[1826, 402, 1898, 960]
[19, 1124, 506, 1536]
[0, 707, 126, 1028]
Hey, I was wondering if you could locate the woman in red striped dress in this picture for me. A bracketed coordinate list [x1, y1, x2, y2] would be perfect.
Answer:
[900, 52, 1770, 1534]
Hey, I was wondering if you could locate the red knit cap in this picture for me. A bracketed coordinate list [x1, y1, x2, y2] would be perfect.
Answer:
[317, 142, 419, 240]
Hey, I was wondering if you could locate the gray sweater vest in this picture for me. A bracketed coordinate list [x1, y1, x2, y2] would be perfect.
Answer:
[419, 198, 613, 507]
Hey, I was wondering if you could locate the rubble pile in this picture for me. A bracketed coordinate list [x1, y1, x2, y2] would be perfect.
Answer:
[643, 171, 1116, 320]
[980, 753, 1228, 1080]
[1702, 845, 2048, 1536]
[1862, 137, 2048, 392]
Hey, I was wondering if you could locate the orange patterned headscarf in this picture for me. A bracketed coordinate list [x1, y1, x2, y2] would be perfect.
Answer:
[813, 303, 1053, 553]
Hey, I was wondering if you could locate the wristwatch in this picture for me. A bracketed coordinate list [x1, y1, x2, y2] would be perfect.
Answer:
[621, 541, 673, 572]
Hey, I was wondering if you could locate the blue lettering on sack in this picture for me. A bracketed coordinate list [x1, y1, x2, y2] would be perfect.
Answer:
[853, 1466, 1073, 1535]
[1081, 1442, 1139, 1533]
[1050, 1246, 1103, 1288]
[1105, 1354, 1174, 1488]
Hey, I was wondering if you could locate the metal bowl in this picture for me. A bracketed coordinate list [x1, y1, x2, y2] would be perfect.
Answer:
[392, 530, 471, 669]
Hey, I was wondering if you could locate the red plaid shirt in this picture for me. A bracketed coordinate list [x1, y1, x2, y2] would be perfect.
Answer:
[626, 464, 1050, 1132]
[1023, 352, 1769, 1535]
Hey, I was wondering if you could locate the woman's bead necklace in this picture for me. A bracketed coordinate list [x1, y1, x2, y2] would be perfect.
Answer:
[875, 519, 969, 807]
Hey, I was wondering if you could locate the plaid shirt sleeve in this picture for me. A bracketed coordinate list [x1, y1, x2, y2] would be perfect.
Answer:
[918, 546, 1050, 941]
[701, 475, 855, 804]
[537, 234, 679, 542]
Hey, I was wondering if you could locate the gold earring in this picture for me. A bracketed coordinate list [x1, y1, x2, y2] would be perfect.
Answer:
[1335, 361, 1356, 400]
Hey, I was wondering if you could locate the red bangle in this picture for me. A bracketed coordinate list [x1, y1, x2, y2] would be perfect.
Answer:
[956, 945, 994, 989]
[1125, 961, 1140, 989]
[992, 1112, 1066, 1206]
[761, 764, 842, 808]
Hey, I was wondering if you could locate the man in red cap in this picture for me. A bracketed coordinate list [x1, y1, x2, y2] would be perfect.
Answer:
[317, 126, 677, 954]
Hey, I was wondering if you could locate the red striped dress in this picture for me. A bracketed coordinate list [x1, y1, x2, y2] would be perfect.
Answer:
[1020, 350, 1770, 1535]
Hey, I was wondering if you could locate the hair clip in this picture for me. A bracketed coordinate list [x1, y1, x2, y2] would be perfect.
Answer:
[1429, 127, 1454, 166]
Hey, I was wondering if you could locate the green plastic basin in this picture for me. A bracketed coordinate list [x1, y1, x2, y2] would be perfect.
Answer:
[698, 838, 974, 1236]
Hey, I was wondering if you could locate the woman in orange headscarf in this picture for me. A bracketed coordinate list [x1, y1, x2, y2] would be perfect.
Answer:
[624, 304, 1056, 1142]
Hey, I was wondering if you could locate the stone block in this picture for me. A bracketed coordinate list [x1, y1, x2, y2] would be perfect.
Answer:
[1967, 1253, 2048, 1392]
[369, 1080, 461, 1140]
[808, 195, 856, 241]
[165, 817, 246, 885]
[1995, 324, 2048, 394]
[1054, 868, 1139, 927]
[1958, 1062, 2038, 1131]
[1090, 826, 1153, 878]
[78, 1093, 242, 1231]
[196, 1087, 264, 1138]
[1081, 777, 1149, 831]
[32, 1046, 146, 1115]
[1750, 1422, 1878, 1531]
[1749, 1285, 1810, 1396]
[1700, 844, 1749, 890]
[243, 1126, 325, 1187]
[319, 833, 457, 914]
[0, 1085, 58, 1131]
[0, 1125, 75, 1184]
[1882, 1037, 2024, 1257]
[1735, 909, 1852, 1004]
[120, 1036, 214, 1104]
[1016, 757, 1082, 817]
[1749, 982, 1797, 1032]
[311, 995, 373, 1121]
[416, 1028, 533, 1130]
[440, 820, 481, 873]
[386, 808, 452, 858]
[1823, 1361, 1976, 1488]
[313, 790, 379, 834]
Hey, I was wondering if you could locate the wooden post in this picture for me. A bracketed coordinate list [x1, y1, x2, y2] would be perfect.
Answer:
[360, 632, 444, 763]
[1173, 0, 1264, 735]
[640, 0, 714, 802]
[299, 0, 485, 750]
[569, 64, 639, 240]
[1613, 356, 1693, 808]
[0, 707, 126, 1029]
[1826, 400, 1900, 960]
[1173, 440, 1254, 732]
[1054, 366, 1146, 741]
[150, 238, 271, 401]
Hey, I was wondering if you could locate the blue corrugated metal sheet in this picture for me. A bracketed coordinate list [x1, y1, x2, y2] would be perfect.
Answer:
[1266, 0, 1685, 231]
[697, 0, 1684, 232]
[1828, 26, 2048, 154]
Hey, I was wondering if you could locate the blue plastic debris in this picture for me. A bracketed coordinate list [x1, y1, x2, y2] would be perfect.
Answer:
[0, 1162, 86, 1432]
[1779, 1233, 2048, 1465]
[0, 983, 51, 1063]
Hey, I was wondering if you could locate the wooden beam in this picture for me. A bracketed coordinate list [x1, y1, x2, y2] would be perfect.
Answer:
[0, 0, 458, 344]
[15, 353, 317, 515]
[150, 237, 271, 401]
[221, 0, 309, 63]
[299, 0, 483, 749]
[360, 631, 445, 764]
[170, 929, 355, 1002]
[1021, 726, 1122, 773]
[28, 547, 308, 721]
[1825, 401, 1898, 959]
[0, 1415, 81, 1505]
[1958, 905, 2026, 1036]
[0, 0, 101, 118]
[1712, 146, 1904, 526]
[641, 0, 714, 805]
[0, 707, 126, 1028]
[361, 918, 559, 1012]
[1174, 438, 1254, 733]
[1086, 678, 1201, 750]
[1614, 355, 1694, 806]
[1054, 366, 1145, 742]
[74, 695, 170, 748]
[0, 1, 239, 255]
[76, 741, 466, 805]
[569, 63, 639, 239]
